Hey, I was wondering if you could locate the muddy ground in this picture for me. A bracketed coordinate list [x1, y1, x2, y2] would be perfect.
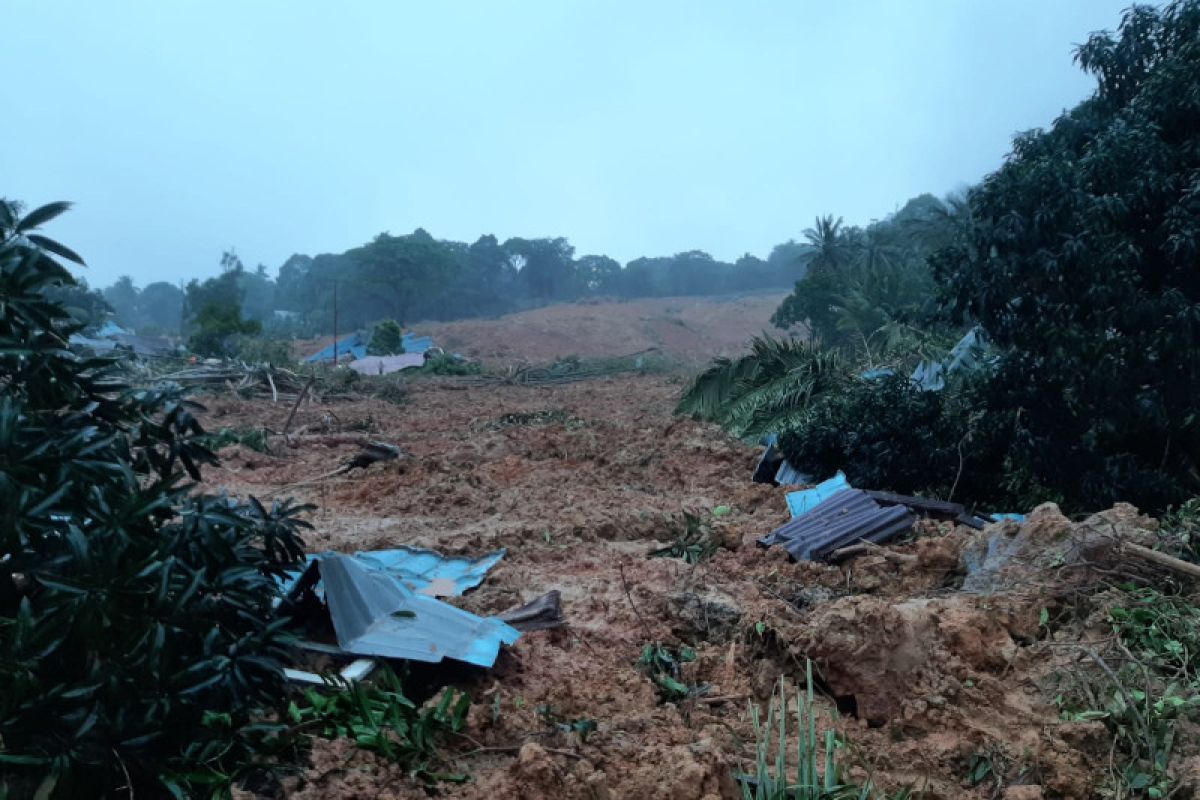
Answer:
[299, 291, 790, 367]
[202, 373, 1200, 799]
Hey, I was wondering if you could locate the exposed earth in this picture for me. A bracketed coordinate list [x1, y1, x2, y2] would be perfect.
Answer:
[408, 291, 789, 366]
[200, 370, 1200, 800]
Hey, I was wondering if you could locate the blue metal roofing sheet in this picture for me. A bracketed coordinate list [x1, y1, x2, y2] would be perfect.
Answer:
[785, 472, 850, 518]
[277, 546, 506, 599]
[304, 332, 367, 363]
[315, 554, 520, 667]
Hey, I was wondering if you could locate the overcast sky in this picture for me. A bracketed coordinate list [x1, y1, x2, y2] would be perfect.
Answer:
[3, 0, 1135, 288]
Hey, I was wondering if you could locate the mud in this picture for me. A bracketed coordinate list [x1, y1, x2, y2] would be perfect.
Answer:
[203, 375, 1194, 799]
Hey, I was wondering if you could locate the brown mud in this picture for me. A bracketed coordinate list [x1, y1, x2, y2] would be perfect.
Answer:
[204, 375, 1197, 799]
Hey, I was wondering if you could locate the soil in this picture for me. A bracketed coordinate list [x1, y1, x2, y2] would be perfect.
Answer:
[203, 374, 1198, 800]
[300, 292, 791, 367]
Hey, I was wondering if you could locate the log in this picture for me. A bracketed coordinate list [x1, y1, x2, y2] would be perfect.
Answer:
[1121, 542, 1200, 579]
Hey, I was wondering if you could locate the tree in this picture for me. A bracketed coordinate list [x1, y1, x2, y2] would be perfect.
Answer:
[184, 262, 261, 357]
[369, 318, 405, 355]
[934, 0, 1200, 511]
[0, 200, 309, 796]
[102, 275, 139, 327]
[137, 281, 184, 334]
[504, 237, 577, 301]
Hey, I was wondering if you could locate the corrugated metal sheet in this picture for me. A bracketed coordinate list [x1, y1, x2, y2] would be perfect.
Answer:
[865, 489, 991, 530]
[401, 333, 434, 354]
[285, 554, 519, 667]
[785, 472, 850, 518]
[758, 489, 914, 561]
[304, 333, 368, 363]
[774, 460, 811, 487]
[314, 554, 520, 667]
[278, 545, 505, 599]
[348, 354, 426, 375]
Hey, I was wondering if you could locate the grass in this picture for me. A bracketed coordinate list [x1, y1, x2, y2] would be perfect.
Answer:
[740, 662, 912, 800]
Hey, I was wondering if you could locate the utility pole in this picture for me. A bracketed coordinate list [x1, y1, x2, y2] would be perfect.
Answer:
[332, 280, 339, 366]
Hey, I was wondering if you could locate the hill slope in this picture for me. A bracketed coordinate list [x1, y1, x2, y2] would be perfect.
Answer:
[419, 291, 790, 365]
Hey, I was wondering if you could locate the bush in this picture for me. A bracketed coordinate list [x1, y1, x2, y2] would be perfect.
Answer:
[0, 202, 310, 797]
[368, 319, 404, 355]
[235, 335, 294, 366]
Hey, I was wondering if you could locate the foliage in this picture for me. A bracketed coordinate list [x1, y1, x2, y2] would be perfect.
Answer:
[1054, 586, 1200, 797]
[0, 200, 310, 798]
[369, 376, 410, 406]
[487, 409, 586, 430]
[649, 511, 718, 565]
[201, 426, 270, 454]
[287, 668, 470, 781]
[741, 664, 906, 800]
[1158, 499, 1200, 563]
[771, 197, 954, 352]
[637, 644, 706, 703]
[676, 336, 849, 439]
[931, 0, 1200, 513]
[185, 262, 262, 358]
[234, 336, 294, 366]
[368, 319, 404, 355]
[419, 354, 482, 376]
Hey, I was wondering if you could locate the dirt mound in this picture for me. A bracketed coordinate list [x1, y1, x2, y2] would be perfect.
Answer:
[201, 377, 1198, 799]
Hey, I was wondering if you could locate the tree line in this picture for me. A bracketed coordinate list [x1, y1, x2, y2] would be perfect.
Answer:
[76, 229, 817, 339]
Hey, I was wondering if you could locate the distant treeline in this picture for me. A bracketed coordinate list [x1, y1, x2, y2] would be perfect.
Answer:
[78, 230, 817, 338]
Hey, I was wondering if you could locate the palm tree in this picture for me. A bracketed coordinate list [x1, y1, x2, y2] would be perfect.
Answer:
[802, 215, 854, 276]
[676, 336, 849, 438]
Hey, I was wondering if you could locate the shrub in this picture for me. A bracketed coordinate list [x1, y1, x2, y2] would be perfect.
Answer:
[0, 201, 310, 797]
[368, 319, 404, 355]
[235, 335, 295, 366]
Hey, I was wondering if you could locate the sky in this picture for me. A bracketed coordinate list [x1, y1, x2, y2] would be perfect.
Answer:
[2, 0, 1136, 288]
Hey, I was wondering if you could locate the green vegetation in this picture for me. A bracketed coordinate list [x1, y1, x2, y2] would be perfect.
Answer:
[681, 1, 1200, 515]
[200, 426, 270, 453]
[185, 253, 263, 357]
[419, 353, 482, 376]
[637, 643, 706, 703]
[368, 318, 404, 355]
[649, 511, 720, 565]
[741, 665, 909, 800]
[287, 668, 471, 782]
[0, 201, 312, 798]
[1053, 585, 1200, 797]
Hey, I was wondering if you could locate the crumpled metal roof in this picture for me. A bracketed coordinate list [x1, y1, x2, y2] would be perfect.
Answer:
[310, 554, 520, 667]
[278, 545, 506, 599]
[758, 488, 914, 561]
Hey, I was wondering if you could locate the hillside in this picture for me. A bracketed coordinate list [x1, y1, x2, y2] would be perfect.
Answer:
[417, 291, 790, 365]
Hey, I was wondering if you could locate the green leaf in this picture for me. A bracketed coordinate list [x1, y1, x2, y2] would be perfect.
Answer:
[25, 234, 86, 266]
[16, 201, 72, 233]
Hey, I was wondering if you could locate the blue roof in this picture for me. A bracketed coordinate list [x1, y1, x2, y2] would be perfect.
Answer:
[278, 545, 505, 599]
[785, 472, 850, 518]
[305, 332, 367, 363]
[312, 554, 519, 667]
[401, 333, 434, 354]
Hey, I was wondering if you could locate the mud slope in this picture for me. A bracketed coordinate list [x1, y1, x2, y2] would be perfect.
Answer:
[417, 291, 790, 365]
[200, 376, 1192, 800]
